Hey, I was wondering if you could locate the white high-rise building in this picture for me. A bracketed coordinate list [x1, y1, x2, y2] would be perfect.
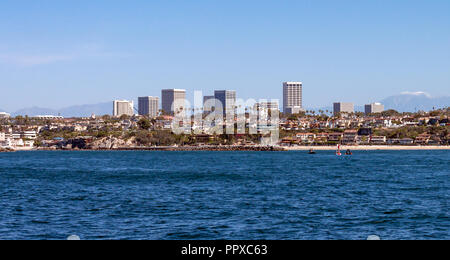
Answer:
[283, 82, 303, 114]
[365, 103, 385, 115]
[113, 100, 134, 117]
[161, 89, 186, 115]
[138, 96, 159, 117]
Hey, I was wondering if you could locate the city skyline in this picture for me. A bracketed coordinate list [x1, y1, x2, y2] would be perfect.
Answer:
[1, 1, 449, 112]
[1, 0, 449, 244]
[2, 87, 450, 117]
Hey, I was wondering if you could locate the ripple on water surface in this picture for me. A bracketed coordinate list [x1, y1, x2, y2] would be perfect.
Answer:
[0, 150, 448, 240]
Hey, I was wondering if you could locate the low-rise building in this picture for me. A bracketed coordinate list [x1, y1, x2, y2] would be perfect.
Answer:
[387, 138, 400, 145]
[399, 138, 414, 145]
[427, 137, 441, 145]
[415, 133, 431, 145]
[315, 133, 329, 143]
[328, 132, 343, 142]
[342, 130, 358, 144]
[22, 130, 37, 140]
[33, 115, 64, 120]
[296, 133, 316, 143]
[0, 138, 12, 148]
[193, 134, 214, 143]
[24, 140, 35, 148]
[370, 136, 387, 144]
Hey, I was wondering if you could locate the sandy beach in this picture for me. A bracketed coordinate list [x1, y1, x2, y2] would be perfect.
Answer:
[284, 145, 450, 151]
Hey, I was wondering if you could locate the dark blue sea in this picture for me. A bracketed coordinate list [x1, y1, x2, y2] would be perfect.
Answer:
[0, 150, 448, 240]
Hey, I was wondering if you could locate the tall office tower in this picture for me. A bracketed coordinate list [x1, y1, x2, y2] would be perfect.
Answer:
[113, 100, 134, 117]
[214, 90, 236, 116]
[161, 89, 186, 115]
[138, 96, 159, 117]
[333, 102, 354, 115]
[364, 103, 385, 115]
[203, 95, 215, 114]
[283, 82, 303, 114]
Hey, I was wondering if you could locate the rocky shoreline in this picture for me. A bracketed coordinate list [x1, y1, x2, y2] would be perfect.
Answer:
[0, 148, 15, 152]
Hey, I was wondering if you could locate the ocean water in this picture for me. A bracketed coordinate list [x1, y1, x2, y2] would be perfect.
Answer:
[0, 150, 448, 240]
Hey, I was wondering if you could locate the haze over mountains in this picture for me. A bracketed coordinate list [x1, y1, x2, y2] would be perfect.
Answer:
[1, 92, 449, 117]
[309, 92, 449, 113]
[379, 92, 449, 112]
[10, 102, 112, 118]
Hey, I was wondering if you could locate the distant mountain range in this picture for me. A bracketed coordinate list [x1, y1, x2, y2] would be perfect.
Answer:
[11, 102, 112, 117]
[2, 92, 449, 117]
[380, 92, 450, 112]
[307, 92, 449, 113]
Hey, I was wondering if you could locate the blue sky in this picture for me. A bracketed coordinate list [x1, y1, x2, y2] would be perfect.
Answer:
[0, 0, 449, 111]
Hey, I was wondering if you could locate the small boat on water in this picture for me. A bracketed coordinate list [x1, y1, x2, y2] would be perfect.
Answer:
[308, 148, 316, 154]
[336, 144, 342, 156]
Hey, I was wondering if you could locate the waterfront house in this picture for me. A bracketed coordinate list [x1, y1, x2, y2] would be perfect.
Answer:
[315, 133, 328, 143]
[342, 130, 358, 144]
[327, 132, 343, 142]
[415, 133, 431, 145]
[427, 138, 440, 146]
[24, 140, 35, 148]
[399, 138, 414, 145]
[193, 134, 214, 143]
[387, 138, 399, 145]
[22, 130, 37, 140]
[0, 138, 12, 148]
[280, 137, 296, 146]
[12, 138, 24, 147]
[296, 133, 316, 143]
[370, 136, 387, 144]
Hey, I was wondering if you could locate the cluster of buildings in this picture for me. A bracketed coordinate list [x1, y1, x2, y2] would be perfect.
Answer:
[281, 129, 449, 146]
[1, 81, 448, 149]
[0, 128, 37, 149]
[280, 114, 449, 146]
[113, 89, 240, 118]
[112, 82, 300, 118]
[0, 107, 448, 149]
[333, 102, 385, 115]
[111, 82, 387, 119]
